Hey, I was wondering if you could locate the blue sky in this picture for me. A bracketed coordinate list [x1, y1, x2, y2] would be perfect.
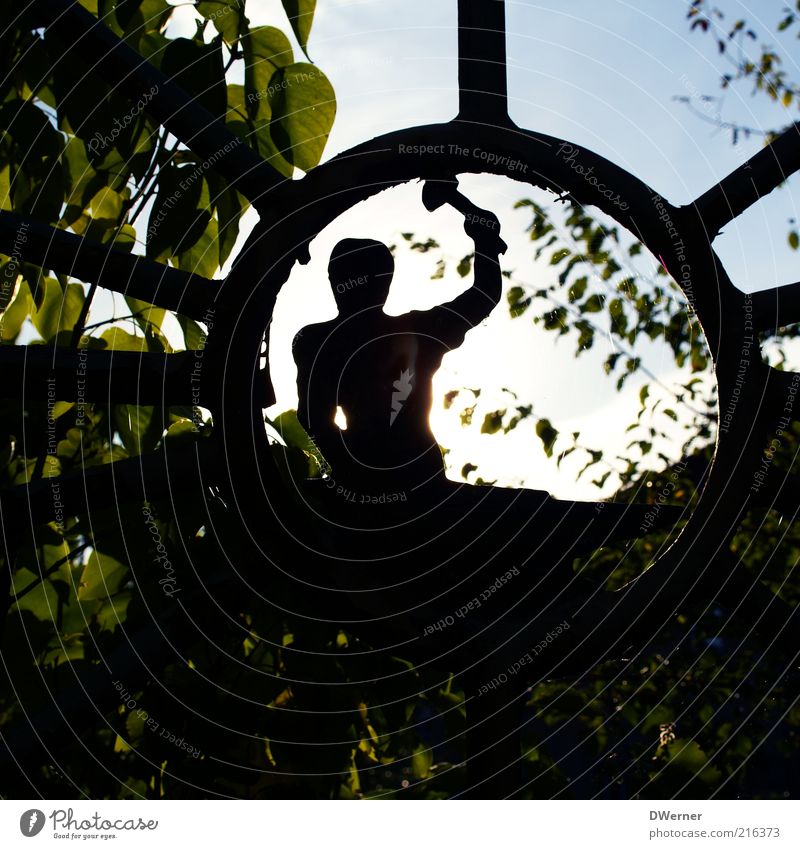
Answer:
[289, 0, 800, 280]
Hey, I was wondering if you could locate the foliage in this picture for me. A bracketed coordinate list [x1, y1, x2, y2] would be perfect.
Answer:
[0, 0, 342, 800]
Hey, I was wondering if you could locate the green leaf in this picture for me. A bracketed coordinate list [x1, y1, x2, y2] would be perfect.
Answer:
[0, 279, 32, 341]
[114, 223, 137, 253]
[568, 276, 587, 302]
[243, 26, 294, 118]
[456, 254, 473, 278]
[507, 286, 532, 318]
[31, 278, 85, 343]
[270, 409, 316, 453]
[535, 418, 558, 457]
[96, 592, 132, 631]
[161, 37, 226, 118]
[100, 327, 148, 351]
[0, 164, 11, 211]
[11, 567, 59, 621]
[98, 0, 124, 34]
[481, 410, 505, 434]
[125, 295, 165, 334]
[576, 449, 602, 480]
[575, 319, 594, 352]
[556, 446, 575, 468]
[581, 293, 604, 313]
[543, 306, 567, 332]
[13, 32, 56, 107]
[409, 237, 439, 253]
[115, 0, 173, 37]
[61, 136, 97, 211]
[460, 404, 476, 426]
[164, 419, 202, 442]
[505, 404, 532, 433]
[0, 99, 66, 223]
[87, 185, 126, 221]
[443, 390, 459, 409]
[268, 63, 336, 172]
[430, 259, 445, 280]
[0, 262, 19, 312]
[195, 0, 246, 45]
[225, 83, 249, 122]
[281, 0, 316, 57]
[146, 162, 209, 261]
[210, 180, 244, 267]
[52, 401, 75, 419]
[592, 470, 611, 488]
[113, 404, 163, 455]
[175, 215, 219, 279]
[177, 315, 207, 351]
[250, 116, 293, 177]
[78, 550, 129, 601]
[664, 740, 722, 785]
[411, 741, 433, 780]
[269, 409, 329, 473]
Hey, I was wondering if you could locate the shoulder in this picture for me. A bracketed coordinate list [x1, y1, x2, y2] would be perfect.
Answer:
[292, 321, 333, 359]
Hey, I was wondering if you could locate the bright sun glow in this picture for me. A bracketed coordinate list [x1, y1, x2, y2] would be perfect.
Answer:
[268, 177, 708, 500]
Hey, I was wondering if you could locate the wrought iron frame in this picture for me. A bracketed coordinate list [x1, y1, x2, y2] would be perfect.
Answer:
[1, 0, 799, 798]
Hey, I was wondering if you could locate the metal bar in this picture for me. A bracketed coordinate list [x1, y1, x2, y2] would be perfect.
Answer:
[0, 346, 202, 406]
[457, 0, 510, 125]
[690, 122, 800, 237]
[0, 212, 216, 320]
[751, 282, 800, 331]
[1, 440, 214, 534]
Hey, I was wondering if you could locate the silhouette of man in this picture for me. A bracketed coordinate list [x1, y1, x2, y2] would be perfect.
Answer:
[294, 207, 505, 494]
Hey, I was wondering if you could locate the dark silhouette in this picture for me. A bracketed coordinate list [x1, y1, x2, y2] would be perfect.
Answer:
[294, 195, 506, 494]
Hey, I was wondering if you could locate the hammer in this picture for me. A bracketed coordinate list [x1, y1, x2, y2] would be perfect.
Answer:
[421, 177, 507, 253]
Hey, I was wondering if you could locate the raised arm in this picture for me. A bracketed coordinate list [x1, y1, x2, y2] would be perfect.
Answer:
[423, 209, 505, 349]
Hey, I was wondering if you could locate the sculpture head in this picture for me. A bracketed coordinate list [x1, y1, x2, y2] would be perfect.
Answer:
[328, 238, 394, 314]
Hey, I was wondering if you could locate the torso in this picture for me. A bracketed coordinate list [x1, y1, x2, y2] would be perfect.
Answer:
[299, 310, 451, 489]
